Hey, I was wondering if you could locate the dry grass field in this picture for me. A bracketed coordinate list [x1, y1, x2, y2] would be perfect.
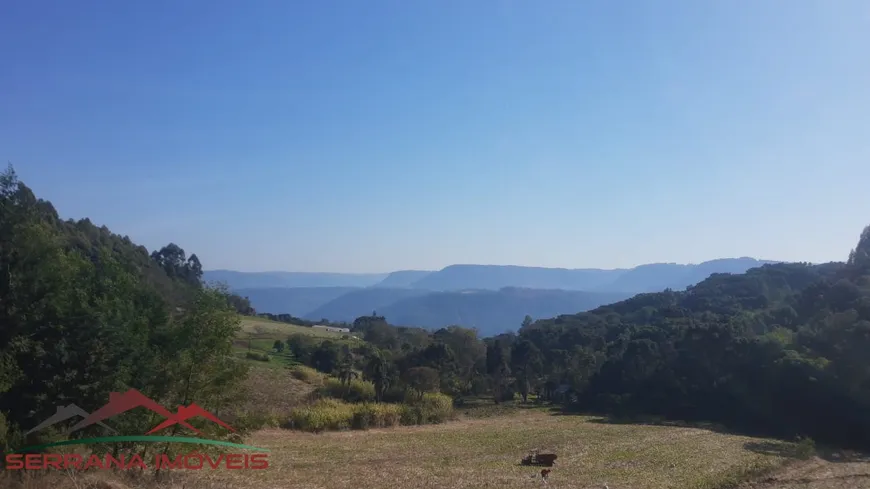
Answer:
[181, 409, 800, 489]
[238, 316, 355, 339]
[235, 366, 318, 415]
[735, 454, 870, 489]
[5, 410, 870, 489]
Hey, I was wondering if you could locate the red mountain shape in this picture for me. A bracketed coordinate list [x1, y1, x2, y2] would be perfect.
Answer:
[68, 389, 199, 434]
[146, 403, 236, 435]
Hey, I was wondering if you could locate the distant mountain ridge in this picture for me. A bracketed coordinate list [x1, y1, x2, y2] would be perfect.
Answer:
[409, 264, 622, 291]
[206, 258, 779, 293]
[207, 258, 782, 334]
[600, 257, 780, 293]
[372, 270, 434, 288]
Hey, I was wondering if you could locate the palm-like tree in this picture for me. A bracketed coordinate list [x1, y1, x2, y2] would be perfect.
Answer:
[364, 350, 391, 402]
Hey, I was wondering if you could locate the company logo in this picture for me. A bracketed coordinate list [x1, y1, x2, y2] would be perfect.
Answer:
[6, 389, 269, 471]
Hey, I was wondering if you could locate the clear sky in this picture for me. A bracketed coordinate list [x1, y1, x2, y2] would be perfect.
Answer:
[2, 1, 869, 273]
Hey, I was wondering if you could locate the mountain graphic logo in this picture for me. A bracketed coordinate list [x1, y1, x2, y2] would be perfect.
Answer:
[11, 389, 268, 456]
[25, 404, 118, 436]
[28, 389, 236, 437]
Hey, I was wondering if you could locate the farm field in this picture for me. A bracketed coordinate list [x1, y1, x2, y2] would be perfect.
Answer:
[232, 316, 362, 368]
[5, 406, 870, 489]
[238, 316, 352, 339]
[177, 409, 821, 489]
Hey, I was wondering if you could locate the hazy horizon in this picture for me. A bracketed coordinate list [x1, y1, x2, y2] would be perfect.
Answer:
[209, 256, 790, 275]
[3, 1, 868, 273]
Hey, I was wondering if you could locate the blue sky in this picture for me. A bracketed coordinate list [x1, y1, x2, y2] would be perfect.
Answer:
[2, 1, 869, 273]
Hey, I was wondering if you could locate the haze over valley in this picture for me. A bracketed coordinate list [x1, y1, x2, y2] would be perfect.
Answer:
[207, 257, 780, 334]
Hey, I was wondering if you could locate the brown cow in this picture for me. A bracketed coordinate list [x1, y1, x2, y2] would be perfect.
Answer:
[540, 468, 552, 482]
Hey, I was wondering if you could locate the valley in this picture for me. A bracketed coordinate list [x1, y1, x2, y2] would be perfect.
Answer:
[212, 258, 778, 335]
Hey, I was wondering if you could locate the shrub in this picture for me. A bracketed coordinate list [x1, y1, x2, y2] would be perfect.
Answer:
[287, 399, 352, 432]
[286, 396, 457, 432]
[382, 385, 407, 403]
[794, 436, 816, 459]
[415, 392, 455, 424]
[245, 351, 270, 362]
[397, 392, 455, 426]
[313, 378, 376, 403]
[287, 399, 404, 432]
[227, 410, 283, 432]
[350, 403, 403, 430]
[399, 404, 423, 425]
[289, 365, 325, 384]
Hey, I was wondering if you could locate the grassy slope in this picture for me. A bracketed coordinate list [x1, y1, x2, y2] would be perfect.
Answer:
[238, 316, 352, 338]
[233, 316, 362, 369]
[236, 367, 317, 416]
[185, 409, 800, 489]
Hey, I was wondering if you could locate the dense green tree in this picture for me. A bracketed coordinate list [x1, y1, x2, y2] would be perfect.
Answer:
[150, 243, 203, 287]
[486, 338, 513, 403]
[227, 293, 256, 315]
[310, 341, 340, 374]
[510, 339, 543, 402]
[432, 326, 487, 398]
[848, 225, 870, 269]
[336, 345, 358, 386]
[363, 349, 392, 402]
[286, 334, 318, 365]
[403, 367, 440, 400]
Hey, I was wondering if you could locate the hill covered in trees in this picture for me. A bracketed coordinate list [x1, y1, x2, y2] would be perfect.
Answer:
[512, 235, 870, 448]
[0, 165, 251, 452]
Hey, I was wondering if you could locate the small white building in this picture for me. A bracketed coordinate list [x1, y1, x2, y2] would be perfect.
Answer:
[312, 325, 351, 334]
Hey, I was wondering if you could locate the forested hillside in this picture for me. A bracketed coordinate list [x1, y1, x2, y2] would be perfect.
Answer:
[509, 232, 870, 448]
[0, 165, 249, 453]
